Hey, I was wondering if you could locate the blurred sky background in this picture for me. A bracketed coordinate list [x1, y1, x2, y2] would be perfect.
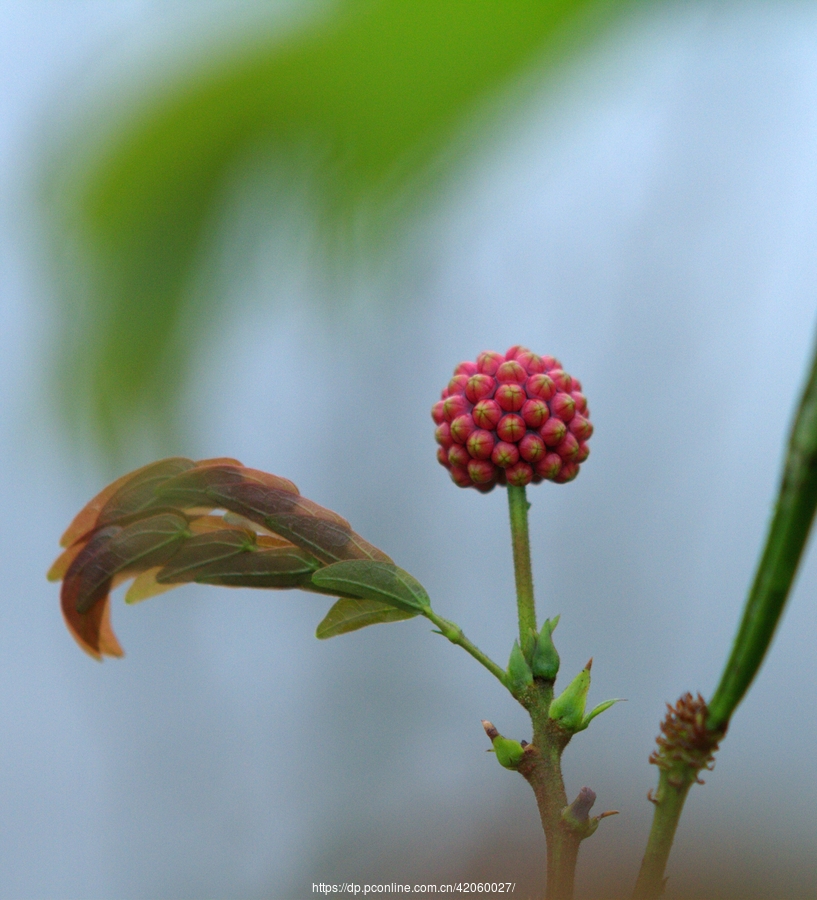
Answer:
[2, 2, 817, 899]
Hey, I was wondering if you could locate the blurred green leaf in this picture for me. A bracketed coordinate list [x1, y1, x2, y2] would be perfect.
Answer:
[311, 559, 430, 613]
[316, 596, 417, 639]
[47, 0, 637, 451]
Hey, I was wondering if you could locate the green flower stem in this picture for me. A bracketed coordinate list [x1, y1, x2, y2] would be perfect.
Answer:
[633, 335, 817, 899]
[424, 607, 509, 687]
[708, 339, 817, 731]
[632, 769, 696, 900]
[507, 484, 537, 655]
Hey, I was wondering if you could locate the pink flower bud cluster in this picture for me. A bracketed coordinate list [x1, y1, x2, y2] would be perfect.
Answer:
[432, 346, 592, 491]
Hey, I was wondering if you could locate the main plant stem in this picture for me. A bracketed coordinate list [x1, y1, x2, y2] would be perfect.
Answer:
[519, 687, 583, 900]
[507, 485, 580, 900]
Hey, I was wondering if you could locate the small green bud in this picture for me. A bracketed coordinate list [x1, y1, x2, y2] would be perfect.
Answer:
[507, 639, 534, 694]
[562, 786, 599, 837]
[531, 615, 560, 680]
[482, 719, 525, 769]
[561, 786, 619, 839]
[549, 658, 592, 732]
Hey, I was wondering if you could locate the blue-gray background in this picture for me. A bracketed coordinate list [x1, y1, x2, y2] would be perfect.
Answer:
[1, 3, 816, 898]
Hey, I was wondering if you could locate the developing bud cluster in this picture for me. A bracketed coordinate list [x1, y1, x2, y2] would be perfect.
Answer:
[432, 346, 592, 490]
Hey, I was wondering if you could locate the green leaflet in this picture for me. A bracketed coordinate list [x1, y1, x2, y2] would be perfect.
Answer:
[311, 560, 430, 614]
[316, 597, 417, 639]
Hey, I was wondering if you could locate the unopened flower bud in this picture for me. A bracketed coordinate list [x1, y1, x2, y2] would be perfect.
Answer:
[466, 429, 495, 460]
[454, 360, 478, 377]
[431, 401, 447, 425]
[569, 415, 593, 440]
[496, 360, 527, 384]
[521, 398, 549, 428]
[473, 398, 502, 429]
[497, 414, 525, 443]
[519, 433, 545, 463]
[514, 349, 545, 373]
[555, 432, 580, 461]
[491, 441, 519, 468]
[540, 418, 567, 447]
[450, 414, 476, 444]
[550, 392, 576, 423]
[526, 374, 556, 401]
[435, 422, 452, 447]
[476, 351, 504, 375]
[467, 459, 496, 484]
[496, 383, 526, 412]
[465, 374, 496, 403]
[448, 445, 470, 468]
[442, 394, 469, 421]
[554, 461, 579, 483]
[535, 453, 562, 480]
[506, 462, 533, 487]
[448, 374, 470, 395]
[548, 369, 573, 392]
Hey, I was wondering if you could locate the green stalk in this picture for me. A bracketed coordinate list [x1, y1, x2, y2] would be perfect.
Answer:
[424, 606, 509, 687]
[634, 332, 817, 900]
[708, 339, 817, 729]
[632, 769, 696, 900]
[508, 484, 537, 655]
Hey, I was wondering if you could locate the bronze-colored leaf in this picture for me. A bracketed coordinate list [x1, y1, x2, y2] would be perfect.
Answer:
[59, 458, 191, 547]
[160, 545, 321, 589]
[64, 513, 189, 615]
[94, 458, 196, 530]
[124, 567, 179, 604]
[52, 459, 401, 658]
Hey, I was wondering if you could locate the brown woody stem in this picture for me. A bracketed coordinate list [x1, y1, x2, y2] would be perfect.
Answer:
[517, 683, 584, 900]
